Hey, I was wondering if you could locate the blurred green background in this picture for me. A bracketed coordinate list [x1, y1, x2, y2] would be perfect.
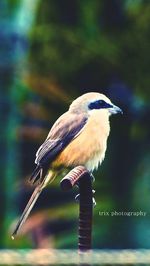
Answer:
[0, 0, 150, 250]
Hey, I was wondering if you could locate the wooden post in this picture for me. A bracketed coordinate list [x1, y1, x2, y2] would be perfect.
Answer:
[60, 166, 93, 251]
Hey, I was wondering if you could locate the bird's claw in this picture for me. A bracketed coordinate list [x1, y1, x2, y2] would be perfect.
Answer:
[90, 173, 95, 182]
[75, 194, 80, 202]
[75, 193, 96, 207]
[93, 197, 96, 207]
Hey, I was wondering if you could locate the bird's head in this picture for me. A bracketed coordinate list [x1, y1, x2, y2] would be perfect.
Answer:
[69, 92, 123, 116]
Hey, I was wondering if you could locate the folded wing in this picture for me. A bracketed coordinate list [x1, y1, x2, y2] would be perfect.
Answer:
[30, 112, 88, 184]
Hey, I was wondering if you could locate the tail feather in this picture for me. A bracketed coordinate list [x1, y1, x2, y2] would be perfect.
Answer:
[11, 184, 43, 239]
[29, 165, 41, 184]
[11, 170, 56, 239]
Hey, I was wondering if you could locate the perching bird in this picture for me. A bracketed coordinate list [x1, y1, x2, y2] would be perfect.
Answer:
[12, 92, 122, 239]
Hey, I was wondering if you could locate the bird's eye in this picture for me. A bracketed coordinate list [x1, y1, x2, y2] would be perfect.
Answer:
[88, 100, 113, 110]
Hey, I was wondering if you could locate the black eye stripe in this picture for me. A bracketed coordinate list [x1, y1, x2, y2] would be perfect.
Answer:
[88, 100, 113, 110]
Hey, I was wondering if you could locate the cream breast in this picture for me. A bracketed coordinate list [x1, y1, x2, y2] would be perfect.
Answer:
[52, 110, 110, 171]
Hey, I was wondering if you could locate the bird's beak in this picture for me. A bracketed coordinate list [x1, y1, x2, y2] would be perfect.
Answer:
[109, 104, 123, 115]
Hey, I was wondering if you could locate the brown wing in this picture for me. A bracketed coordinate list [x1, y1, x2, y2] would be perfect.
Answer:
[30, 111, 88, 184]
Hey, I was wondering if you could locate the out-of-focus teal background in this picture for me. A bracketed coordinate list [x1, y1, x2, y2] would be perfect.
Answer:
[0, 0, 150, 250]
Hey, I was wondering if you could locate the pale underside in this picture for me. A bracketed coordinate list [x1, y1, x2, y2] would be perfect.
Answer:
[52, 110, 110, 172]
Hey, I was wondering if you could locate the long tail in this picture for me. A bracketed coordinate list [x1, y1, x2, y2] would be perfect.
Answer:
[11, 184, 43, 239]
[11, 170, 56, 239]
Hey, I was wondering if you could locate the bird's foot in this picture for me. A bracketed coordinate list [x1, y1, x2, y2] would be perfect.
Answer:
[75, 193, 80, 202]
[75, 190, 96, 207]
[90, 173, 95, 182]
[92, 197, 96, 207]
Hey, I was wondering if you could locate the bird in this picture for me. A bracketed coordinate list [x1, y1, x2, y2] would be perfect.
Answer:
[11, 92, 122, 239]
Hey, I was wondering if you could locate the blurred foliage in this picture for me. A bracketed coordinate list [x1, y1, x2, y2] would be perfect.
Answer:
[0, 0, 150, 249]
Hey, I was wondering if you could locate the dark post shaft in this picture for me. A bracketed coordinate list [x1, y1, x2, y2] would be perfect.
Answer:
[60, 166, 93, 251]
[78, 172, 93, 251]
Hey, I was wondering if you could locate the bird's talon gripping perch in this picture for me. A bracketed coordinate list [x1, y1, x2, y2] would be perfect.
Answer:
[75, 193, 80, 203]
[75, 192, 96, 205]
[93, 197, 96, 207]
[92, 189, 96, 207]
[90, 173, 95, 183]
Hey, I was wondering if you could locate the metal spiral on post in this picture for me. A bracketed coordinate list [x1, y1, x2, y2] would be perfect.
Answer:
[60, 166, 94, 251]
